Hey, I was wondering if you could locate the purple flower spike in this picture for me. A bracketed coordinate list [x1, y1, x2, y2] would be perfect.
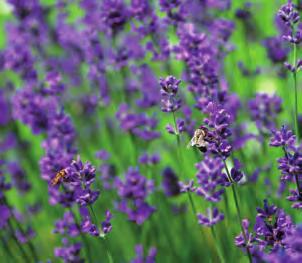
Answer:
[278, 151, 302, 182]
[159, 76, 182, 113]
[81, 218, 99, 237]
[270, 126, 296, 149]
[287, 189, 302, 209]
[54, 212, 79, 238]
[162, 167, 180, 197]
[197, 207, 224, 227]
[256, 199, 278, 219]
[179, 180, 196, 193]
[263, 37, 289, 64]
[101, 210, 113, 236]
[54, 238, 83, 263]
[230, 159, 244, 183]
[115, 168, 155, 224]
[195, 156, 226, 202]
[278, 1, 300, 27]
[235, 219, 254, 249]
[235, 200, 295, 259]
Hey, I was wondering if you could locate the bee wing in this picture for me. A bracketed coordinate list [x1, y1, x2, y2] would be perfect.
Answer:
[187, 136, 197, 149]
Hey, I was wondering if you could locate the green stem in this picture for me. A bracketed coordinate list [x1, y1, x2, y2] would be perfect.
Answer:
[1, 232, 16, 261]
[88, 205, 114, 263]
[223, 161, 252, 263]
[7, 219, 30, 262]
[172, 111, 184, 173]
[188, 191, 197, 215]
[3, 197, 38, 261]
[292, 38, 299, 139]
[103, 237, 114, 263]
[88, 205, 98, 227]
[71, 208, 93, 263]
[211, 226, 225, 263]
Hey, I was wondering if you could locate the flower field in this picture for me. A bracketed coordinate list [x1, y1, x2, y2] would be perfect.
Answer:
[0, 0, 302, 262]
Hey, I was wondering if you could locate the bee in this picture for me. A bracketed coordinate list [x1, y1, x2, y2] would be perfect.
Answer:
[51, 169, 67, 186]
[187, 127, 209, 152]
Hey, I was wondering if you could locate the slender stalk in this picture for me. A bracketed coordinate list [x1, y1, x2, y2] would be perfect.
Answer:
[13, 218, 38, 262]
[103, 237, 114, 263]
[3, 197, 38, 261]
[291, 25, 300, 139]
[7, 219, 30, 262]
[172, 111, 199, 218]
[223, 161, 252, 263]
[1, 232, 16, 261]
[188, 191, 197, 215]
[88, 205, 114, 263]
[172, 111, 185, 180]
[211, 226, 225, 263]
[172, 111, 181, 149]
[88, 205, 98, 226]
[71, 208, 93, 263]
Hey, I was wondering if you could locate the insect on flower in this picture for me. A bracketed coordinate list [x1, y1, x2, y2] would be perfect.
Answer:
[187, 127, 209, 152]
[51, 169, 67, 186]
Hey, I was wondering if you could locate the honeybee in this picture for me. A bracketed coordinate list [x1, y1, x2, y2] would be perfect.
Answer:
[51, 169, 67, 186]
[187, 127, 209, 152]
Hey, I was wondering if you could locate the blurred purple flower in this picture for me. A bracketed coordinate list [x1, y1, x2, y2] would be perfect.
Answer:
[115, 168, 155, 224]
[159, 76, 182, 113]
[161, 167, 180, 197]
[54, 238, 83, 263]
[54, 212, 79, 237]
[195, 156, 226, 202]
[270, 126, 296, 149]
[197, 207, 224, 227]
[0, 205, 11, 229]
[131, 244, 157, 263]
[248, 93, 282, 132]
[101, 210, 112, 236]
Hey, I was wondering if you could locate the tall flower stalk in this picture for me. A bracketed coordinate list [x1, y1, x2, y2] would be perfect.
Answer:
[278, 1, 302, 139]
[223, 163, 252, 263]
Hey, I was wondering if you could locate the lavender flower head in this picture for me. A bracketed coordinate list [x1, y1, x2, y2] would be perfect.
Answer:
[115, 168, 155, 224]
[195, 156, 226, 202]
[270, 125, 296, 149]
[263, 37, 289, 64]
[159, 76, 182, 113]
[235, 200, 294, 256]
[197, 207, 224, 227]
[287, 189, 302, 209]
[64, 157, 100, 207]
[278, 1, 300, 27]
[101, 210, 112, 237]
[54, 211, 79, 238]
[277, 1, 302, 49]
